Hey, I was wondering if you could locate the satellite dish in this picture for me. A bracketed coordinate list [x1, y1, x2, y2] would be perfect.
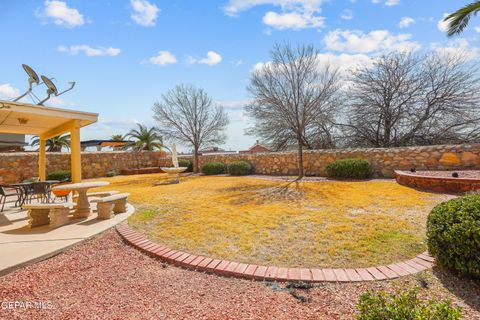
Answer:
[38, 75, 75, 106]
[41, 75, 58, 95]
[12, 64, 40, 102]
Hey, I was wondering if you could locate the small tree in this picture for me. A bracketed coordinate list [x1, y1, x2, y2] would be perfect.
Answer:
[153, 84, 229, 173]
[246, 43, 341, 178]
[31, 134, 71, 152]
[124, 124, 163, 151]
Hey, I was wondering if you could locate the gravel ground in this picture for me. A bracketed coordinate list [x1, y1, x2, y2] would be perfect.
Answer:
[1, 230, 479, 320]
[406, 170, 480, 179]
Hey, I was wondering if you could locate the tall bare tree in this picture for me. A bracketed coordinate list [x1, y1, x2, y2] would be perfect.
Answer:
[246, 43, 341, 178]
[153, 84, 229, 173]
[340, 51, 480, 148]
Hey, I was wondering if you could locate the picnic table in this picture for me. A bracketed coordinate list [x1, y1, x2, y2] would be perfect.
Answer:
[10, 180, 60, 205]
[53, 181, 109, 218]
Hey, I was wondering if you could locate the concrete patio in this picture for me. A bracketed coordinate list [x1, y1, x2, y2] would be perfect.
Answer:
[0, 200, 134, 275]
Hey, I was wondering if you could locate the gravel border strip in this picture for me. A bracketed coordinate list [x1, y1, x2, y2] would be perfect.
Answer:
[116, 224, 435, 283]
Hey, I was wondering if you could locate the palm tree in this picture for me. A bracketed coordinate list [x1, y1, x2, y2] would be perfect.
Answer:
[124, 124, 163, 151]
[31, 135, 71, 152]
[111, 134, 124, 141]
[444, 1, 480, 36]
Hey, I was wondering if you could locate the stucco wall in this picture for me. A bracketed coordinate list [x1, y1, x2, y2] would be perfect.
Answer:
[1, 144, 479, 184]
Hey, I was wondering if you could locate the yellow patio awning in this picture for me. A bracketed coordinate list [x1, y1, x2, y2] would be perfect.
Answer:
[0, 100, 99, 182]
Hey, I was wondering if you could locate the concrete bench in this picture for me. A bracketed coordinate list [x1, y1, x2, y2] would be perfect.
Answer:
[22, 203, 74, 228]
[91, 193, 130, 219]
[73, 190, 119, 199]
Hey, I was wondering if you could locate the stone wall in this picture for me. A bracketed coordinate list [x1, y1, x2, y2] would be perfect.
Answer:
[162, 144, 480, 178]
[1, 144, 479, 184]
[0, 151, 165, 184]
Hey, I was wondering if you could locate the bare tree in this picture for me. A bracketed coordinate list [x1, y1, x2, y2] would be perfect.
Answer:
[246, 43, 342, 178]
[153, 84, 229, 173]
[340, 51, 480, 148]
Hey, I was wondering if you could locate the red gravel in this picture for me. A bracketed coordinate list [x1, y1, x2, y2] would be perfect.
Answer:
[406, 170, 480, 179]
[0, 230, 479, 320]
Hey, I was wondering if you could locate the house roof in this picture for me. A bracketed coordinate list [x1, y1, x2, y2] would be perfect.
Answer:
[81, 139, 129, 148]
[0, 100, 98, 139]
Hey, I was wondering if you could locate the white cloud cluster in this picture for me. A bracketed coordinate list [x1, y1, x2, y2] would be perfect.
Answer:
[149, 51, 177, 66]
[130, 0, 159, 27]
[324, 29, 421, 54]
[340, 9, 353, 20]
[371, 0, 399, 6]
[57, 45, 121, 57]
[224, 0, 325, 30]
[0, 83, 20, 100]
[188, 51, 223, 66]
[398, 17, 415, 28]
[431, 38, 480, 61]
[37, 0, 85, 28]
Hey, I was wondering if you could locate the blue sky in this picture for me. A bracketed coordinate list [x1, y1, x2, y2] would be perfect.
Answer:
[1, 0, 478, 151]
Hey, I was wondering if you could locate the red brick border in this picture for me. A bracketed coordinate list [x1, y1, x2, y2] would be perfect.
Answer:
[395, 170, 480, 193]
[116, 224, 434, 283]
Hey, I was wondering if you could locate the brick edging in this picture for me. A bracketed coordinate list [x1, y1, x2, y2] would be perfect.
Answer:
[116, 224, 435, 283]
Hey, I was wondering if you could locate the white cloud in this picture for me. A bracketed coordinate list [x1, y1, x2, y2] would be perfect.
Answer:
[324, 29, 421, 54]
[217, 99, 250, 109]
[149, 51, 177, 66]
[438, 13, 450, 33]
[57, 45, 121, 57]
[475, 26, 480, 33]
[0, 84, 20, 100]
[431, 38, 480, 61]
[224, 0, 325, 30]
[372, 0, 399, 6]
[188, 51, 223, 66]
[398, 17, 415, 28]
[37, 0, 85, 28]
[130, 0, 159, 27]
[263, 11, 324, 29]
[340, 9, 353, 20]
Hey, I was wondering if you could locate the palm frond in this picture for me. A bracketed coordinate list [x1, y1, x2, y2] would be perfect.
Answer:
[444, 1, 480, 37]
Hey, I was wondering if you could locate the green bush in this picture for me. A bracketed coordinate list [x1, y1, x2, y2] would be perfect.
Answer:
[201, 162, 226, 175]
[326, 158, 372, 179]
[178, 159, 193, 172]
[227, 161, 253, 176]
[427, 195, 480, 279]
[106, 170, 116, 177]
[357, 289, 462, 320]
[47, 170, 71, 182]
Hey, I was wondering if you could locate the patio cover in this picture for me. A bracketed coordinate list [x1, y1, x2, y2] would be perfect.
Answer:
[0, 100, 98, 182]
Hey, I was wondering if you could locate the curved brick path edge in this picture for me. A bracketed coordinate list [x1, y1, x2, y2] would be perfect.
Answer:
[116, 224, 435, 283]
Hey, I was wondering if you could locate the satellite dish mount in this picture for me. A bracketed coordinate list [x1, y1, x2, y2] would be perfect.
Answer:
[13, 64, 40, 102]
[38, 75, 76, 106]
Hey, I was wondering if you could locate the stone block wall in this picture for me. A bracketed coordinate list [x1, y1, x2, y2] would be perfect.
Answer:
[0, 151, 165, 184]
[1, 144, 479, 184]
[161, 144, 480, 178]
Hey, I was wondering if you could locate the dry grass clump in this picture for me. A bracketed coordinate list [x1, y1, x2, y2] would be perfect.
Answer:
[93, 174, 449, 268]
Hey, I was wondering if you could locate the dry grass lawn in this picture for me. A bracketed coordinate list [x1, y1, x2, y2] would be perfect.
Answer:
[94, 173, 450, 268]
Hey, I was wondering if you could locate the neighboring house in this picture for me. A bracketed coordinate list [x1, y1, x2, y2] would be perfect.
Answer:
[81, 140, 130, 151]
[0, 133, 26, 152]
[239, 140, 272, 154]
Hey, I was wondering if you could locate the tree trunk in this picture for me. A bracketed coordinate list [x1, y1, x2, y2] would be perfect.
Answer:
[297, 139, 304, 179]
[193, 147, 200, 173]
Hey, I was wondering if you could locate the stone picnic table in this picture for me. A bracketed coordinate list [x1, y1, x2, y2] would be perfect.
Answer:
[53, 181, 109, 218]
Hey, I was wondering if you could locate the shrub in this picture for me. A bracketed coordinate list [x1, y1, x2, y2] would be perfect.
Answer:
[178, 159, 193, 172]
[106, 170, 116, 177]
[47, 170, 71, 182]
[326, 158, 372, 179]
[427, 195, 480, 279]
[357, 289, 462, 320]
[227, 161, 253, 176]
[201, 162, 226, 175]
